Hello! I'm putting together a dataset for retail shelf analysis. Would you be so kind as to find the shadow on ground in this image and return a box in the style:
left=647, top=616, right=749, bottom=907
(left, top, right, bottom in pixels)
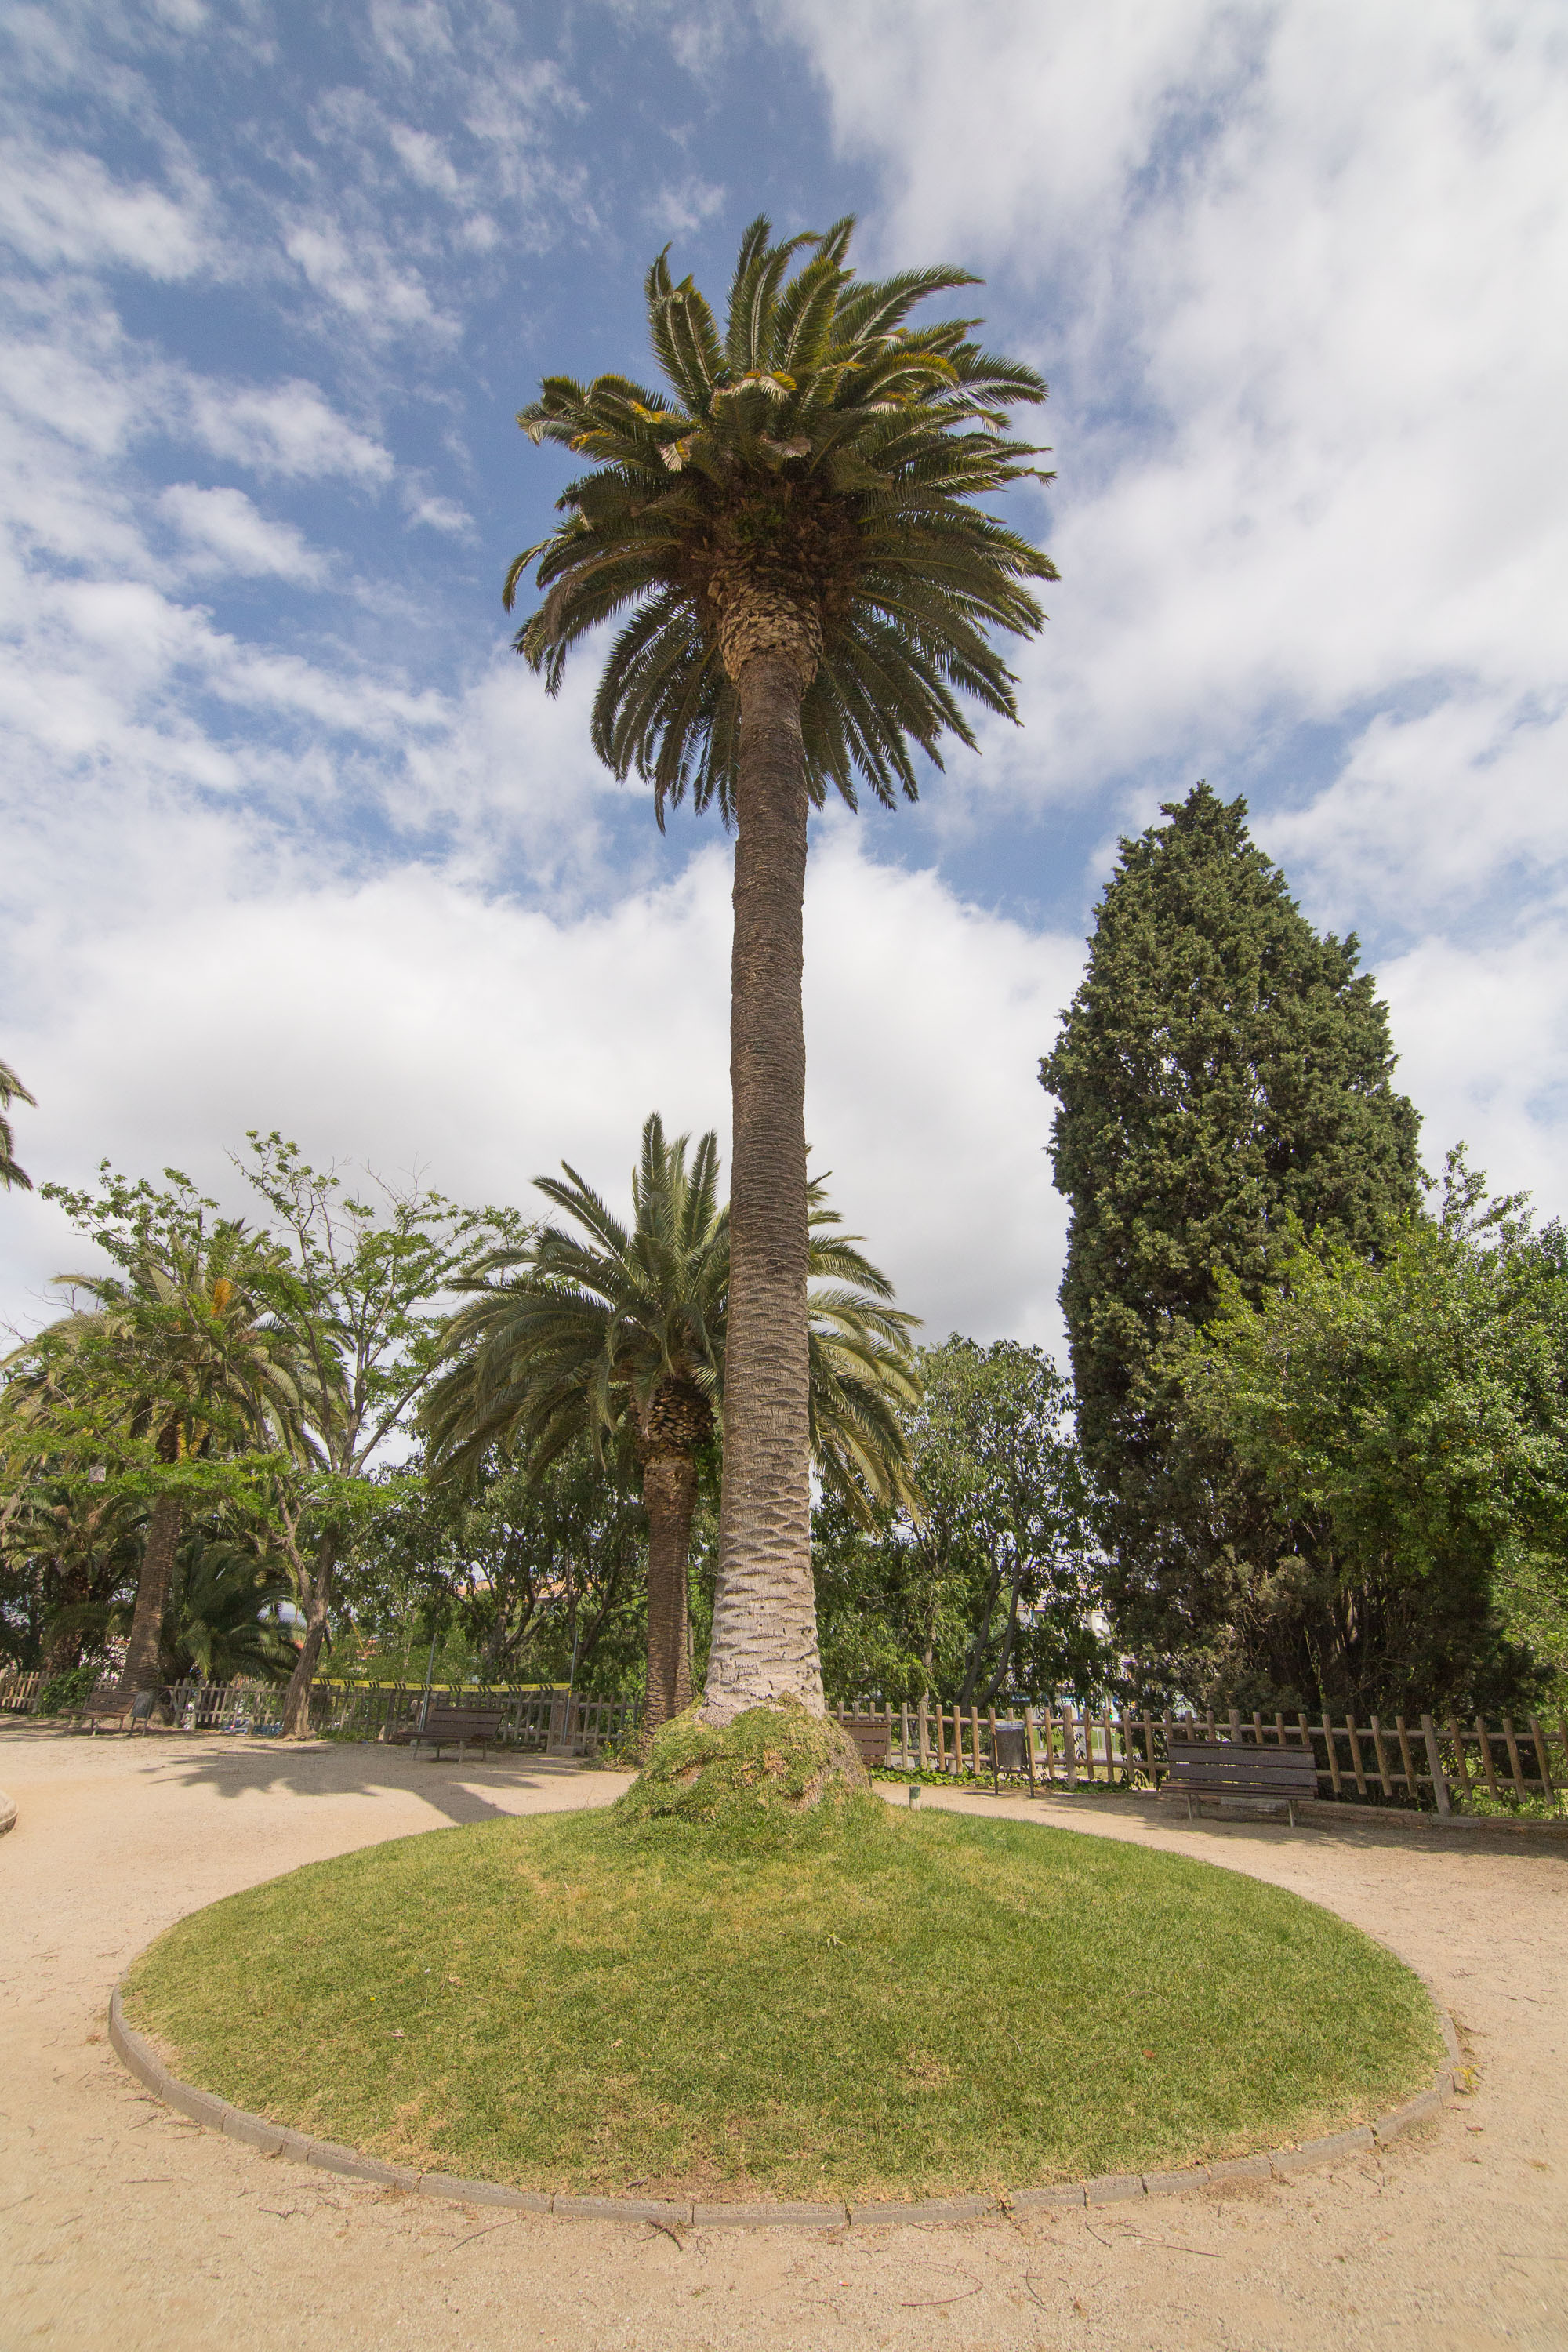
left=0, top=1720, right=626, bottom=1833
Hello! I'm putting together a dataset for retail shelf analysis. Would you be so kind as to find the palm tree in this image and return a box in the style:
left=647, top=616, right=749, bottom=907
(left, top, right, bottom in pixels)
left=507, top=218, right=1051, bottom=1721
left=0, top=1472, right=143, bottom=1678
left=1, top=1058, right=35, bottom=1191
left=423, top=1112, right=920, bottom=1732
left=5, top=1223, right=314, bottom=1697
left=163, top=1529, right=301, bottom=1686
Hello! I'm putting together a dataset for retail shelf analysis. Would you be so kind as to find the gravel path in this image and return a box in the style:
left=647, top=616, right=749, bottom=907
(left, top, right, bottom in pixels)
left=1, top=1724, right=1563, bottom=2351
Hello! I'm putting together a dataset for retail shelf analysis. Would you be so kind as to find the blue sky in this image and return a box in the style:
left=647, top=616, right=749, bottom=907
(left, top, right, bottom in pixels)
left=3, top=0, right=1566, bottom=1348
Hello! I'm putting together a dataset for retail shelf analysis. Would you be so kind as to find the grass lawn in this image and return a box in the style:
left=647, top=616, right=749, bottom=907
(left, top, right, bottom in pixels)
left=124, top=1806, right=1443, bottom=2202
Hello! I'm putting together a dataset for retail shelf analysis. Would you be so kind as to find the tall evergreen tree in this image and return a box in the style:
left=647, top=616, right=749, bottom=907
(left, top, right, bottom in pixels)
left=1040, top=783, right=1423, bottom=1697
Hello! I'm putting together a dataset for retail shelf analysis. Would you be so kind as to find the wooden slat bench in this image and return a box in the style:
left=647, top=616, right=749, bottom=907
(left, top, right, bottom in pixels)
left=387, top=1704, right=506, bottom=1762
left=65, top=1686, right=160, bottom=1734
left=839, top=1715, right=891, bottom=1769
left=1162, top=1740, right=1319, bottom=1827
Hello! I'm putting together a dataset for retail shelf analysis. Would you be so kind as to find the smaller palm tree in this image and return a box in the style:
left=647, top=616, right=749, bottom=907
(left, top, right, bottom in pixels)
left=0, top=1058, right=36, bottom=1191
left=164, top=1529, right=301, bottom=1685
left=423, top=1114, right=920, bottom=1731
left=5, top=1223, right=315, bottom=1697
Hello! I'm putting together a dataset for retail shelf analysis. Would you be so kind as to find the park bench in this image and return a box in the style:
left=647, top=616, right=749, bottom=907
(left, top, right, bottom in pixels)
left=65, top=1686, right=160, bottom=1734
left=1162, top=1740, right=1319, bottom=1827
left=388, top=1703, right=506, bottom=1762
left=839, top=1715, right=891, bottom=1769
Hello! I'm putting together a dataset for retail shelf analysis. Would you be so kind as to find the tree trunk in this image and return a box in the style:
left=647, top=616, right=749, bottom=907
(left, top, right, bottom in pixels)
left=702, top=650, right=823, bottom=1724
left=118, top=1491, right=182, bottom=1698
left=42, top=1606, right=85, bottom=1677
left=282, top=1530, right=340, bottom=1738
left=643, top=1452, right=696, bottom=1733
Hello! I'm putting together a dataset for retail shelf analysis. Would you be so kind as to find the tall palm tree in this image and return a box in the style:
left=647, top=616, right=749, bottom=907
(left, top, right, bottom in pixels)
left=5, top=1223, right=314, bottom=1697
left=1, top=1058, right=35, bottom=1191
left=508, top=217, right=1052, bottom=1721
left=422, top=1113, right=920, bottom=1731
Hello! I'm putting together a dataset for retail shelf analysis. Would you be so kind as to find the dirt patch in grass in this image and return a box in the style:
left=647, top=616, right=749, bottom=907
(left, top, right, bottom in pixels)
left=123, top=1805, right=1443, bottom=2202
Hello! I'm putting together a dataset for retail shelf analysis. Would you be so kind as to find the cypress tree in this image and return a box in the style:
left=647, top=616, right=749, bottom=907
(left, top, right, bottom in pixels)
left=1040, top=783, right=1423, bottom=1696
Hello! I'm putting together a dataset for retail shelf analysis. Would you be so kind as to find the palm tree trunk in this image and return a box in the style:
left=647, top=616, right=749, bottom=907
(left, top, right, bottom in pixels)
left=703, top=650, right=823, bottom=1724
left=118, top=1491, right=182, bottom=1697
left=643, top=1453, right=695, bottom=1731
left=282, top=1529, right=340, bottom=1738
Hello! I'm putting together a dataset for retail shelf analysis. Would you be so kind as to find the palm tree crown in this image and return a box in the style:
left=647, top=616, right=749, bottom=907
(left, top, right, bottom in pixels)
left=425, top=1114, right=920, bottom=1514
left=508, top=214, right=1056, bottom=824
left=423, top=1115, right=920, bottom=1726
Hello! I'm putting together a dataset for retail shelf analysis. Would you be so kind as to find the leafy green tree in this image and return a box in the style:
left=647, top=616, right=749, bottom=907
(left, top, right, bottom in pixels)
left=813, top=1338, right=1109, bottom=1706
left=1040, top=784, right=1423, bottom=1693
left=0, top=1058, right=35, bottom=1191
left=1174, top=1162, right=1568, bottom=1713
left=423, top=1113, right=919, bottom=1730
left=509, top=216, right=1053, bottom=1724
left=234, top=1134, right=524, bottom=1736
left=16, top=1170, right=313, bottom=1697
left=347, top=1443, right=651, bottom=1693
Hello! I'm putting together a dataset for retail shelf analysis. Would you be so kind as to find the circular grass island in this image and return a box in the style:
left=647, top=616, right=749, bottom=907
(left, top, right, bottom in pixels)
left=123, top=1787, right=1443, bottom=2205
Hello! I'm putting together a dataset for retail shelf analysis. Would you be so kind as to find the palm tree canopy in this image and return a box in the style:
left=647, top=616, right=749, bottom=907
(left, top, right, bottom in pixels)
left=422, top=1112, right=921, bottom=1519
left=4, top=1220, right=317, bottom=1467
left=165, top=1529, right=301, bottom=1684
left=506, top=215, right=1056, bottom=825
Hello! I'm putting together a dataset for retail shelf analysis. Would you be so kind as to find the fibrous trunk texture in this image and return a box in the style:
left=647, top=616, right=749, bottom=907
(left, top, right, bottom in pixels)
left=642, top=1453, right=697, bottom=1732
left=118, top=1490, right=182, bottom=1697
left=702, top=648, right=824, bottom=1725
left=638, top=1375, right=709, bottom=1732
left=282, top=1530, right=340, bottom=1738
left=712, top=575, right=822, bottom=691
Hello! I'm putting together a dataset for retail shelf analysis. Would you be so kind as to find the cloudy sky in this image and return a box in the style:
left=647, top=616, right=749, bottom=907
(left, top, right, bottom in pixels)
left=2, top=0, right=1564, bottom=1351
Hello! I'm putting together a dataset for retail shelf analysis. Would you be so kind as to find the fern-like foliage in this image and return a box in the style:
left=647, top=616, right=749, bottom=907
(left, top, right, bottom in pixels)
left=507, top=216, right=1057, bottom=825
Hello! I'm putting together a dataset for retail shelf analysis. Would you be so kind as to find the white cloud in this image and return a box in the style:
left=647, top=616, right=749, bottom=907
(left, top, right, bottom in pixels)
left=786, top=2, right=1568, bottom=848
left=159, top=483, right=326, bottom=582
left=368, top=0, right=456, bottom=73
left=387, top=651, right=622, bottom=888
left=387, top=123, right=463, bottom=198
left=184, top=376, right=394, bottom=482
left=1261, top=692, right=1568, bottom=924
left=648, top=176, right=725, bottom=237
left=282, top=220, right=453, bottom=339
left=0, top=140, right=212, bottom=278
left=403, top=489, right=474, bottom=536
left=1380, top=926, right=1568, bottom=1214
left=0, top=822, right=1073, bottom=1350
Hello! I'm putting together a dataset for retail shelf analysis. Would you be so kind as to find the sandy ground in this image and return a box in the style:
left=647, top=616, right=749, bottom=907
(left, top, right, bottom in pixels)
left=1, top=1727, right=1564, bottom=2352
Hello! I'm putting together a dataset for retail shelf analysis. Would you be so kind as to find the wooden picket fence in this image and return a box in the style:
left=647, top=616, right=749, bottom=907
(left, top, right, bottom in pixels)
left=2, top=1671, right=639, bottom=1757
left=5, top=1659, right=1560, bottom=1806
left=830, top=1697, right=1568, bottom=1816
left=332, top=1681, right=639, bottom=1757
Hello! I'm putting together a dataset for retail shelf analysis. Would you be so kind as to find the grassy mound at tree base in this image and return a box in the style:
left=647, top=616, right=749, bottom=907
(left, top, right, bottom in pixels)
left=124, top=1808, right=1443, bottom=2203
left=614, top=1700, right=869, bottom=1842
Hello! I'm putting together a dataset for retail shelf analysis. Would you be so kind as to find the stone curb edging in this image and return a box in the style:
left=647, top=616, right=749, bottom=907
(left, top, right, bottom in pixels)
left=0, top=1789, right=16, bottom=1836
left=107, top=1985, right=1470, bottom=2230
